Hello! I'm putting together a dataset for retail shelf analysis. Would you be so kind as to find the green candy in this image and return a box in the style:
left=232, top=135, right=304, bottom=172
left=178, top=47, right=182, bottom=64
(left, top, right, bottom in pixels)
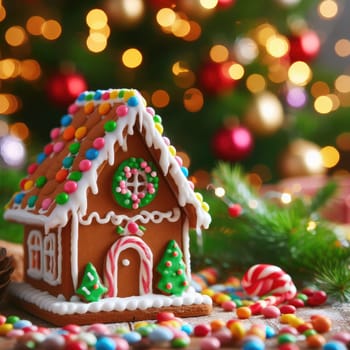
left=27, top=195, right=38, bottom=207
left=6, top=315, right=20, bottom=324
left=56, top=192, right=69, bottom=205
left=68, top=171, right=83, bottom=182
left=171, top=337, right=190, bottom=348
left=153, top=115, right=162, bottom=123
left=278, top=334, right=297, bottom=344
left=69, top=142, right=80, bottom=154
left=35, top=176, right=47, bottom=188
left=104, top=120, right=117, bottom=132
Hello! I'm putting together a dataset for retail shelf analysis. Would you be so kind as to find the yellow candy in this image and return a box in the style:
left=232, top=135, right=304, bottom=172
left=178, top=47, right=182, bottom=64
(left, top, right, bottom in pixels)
left=134, top=321, right=149, bottom=329
left=110, top=90, right=118, bottom=99
left=201, top=288, right=215, bottom=297
left=280, top=313, right=298, bottom=324
left=154, top=123, right=163, bottom=135
left=247, top=324, right=266, bottom=340
left=195, top=192, right=203, bottom=202
left=242, top=300, right=254, bottom=306
left=229, top=321, right=246, bottom=340
left=201, top=202, right=210, bottom=212
left=0, top=323, right=13, bottom=336
left=168, top=145, right=176, bottom=156
left=123, top=90, right=135, bottom=102
left=288, top=316, right=305, bottom=328
left=75, top=126, right=87, bottom=140
left=23, top=180, right=33, bottom=191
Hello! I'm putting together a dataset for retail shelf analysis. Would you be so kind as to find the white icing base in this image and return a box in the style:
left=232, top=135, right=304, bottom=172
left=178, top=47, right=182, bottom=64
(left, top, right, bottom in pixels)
left=9, top=282, right=212, bottom=316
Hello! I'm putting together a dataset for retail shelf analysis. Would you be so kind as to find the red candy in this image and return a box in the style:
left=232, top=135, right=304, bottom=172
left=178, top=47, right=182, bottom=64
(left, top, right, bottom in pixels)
left=307, top=290, right=327, bottom=306
left=261, top=305, right=281, bottom=318
left=194, top=324, right=211, bottom=337
left=288, top=298, right=305, bottom=308
left=279, top=305, right=296, bottom=314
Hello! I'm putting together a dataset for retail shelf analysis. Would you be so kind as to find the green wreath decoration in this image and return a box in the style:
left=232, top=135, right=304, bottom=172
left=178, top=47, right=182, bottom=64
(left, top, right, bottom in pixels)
left=112, top=157, right=159, bottom=209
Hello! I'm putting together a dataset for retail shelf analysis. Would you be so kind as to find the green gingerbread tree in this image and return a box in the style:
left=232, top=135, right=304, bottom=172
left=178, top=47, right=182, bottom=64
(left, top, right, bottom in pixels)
left=76, top=262, right=108, bottom=302
left=157, top=240, right=189, bottom=296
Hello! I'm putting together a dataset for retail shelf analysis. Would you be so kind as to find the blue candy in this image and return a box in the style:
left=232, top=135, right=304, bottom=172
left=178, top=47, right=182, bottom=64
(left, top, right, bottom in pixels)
left=122, top=331, right=142, bottom=344
left=127, top=96, right=139, bottom=107
left=323, top=341, right=347, bottom=350
left=36, top=152, right=46, bottom=164
left=95, top=336, right=116, bottom=350
left=60, top=114, right=72, bottom=126
left=148, top=326, right=174, bottom=343
left=13, top=319, right=32, bottom=329
left=181, top=323, right=193, bottom=335
left=85, top=148, right=99, bottom=160
left=243, top=337, right=265, bottom=350
left=265, top=325, right=275, bottom=339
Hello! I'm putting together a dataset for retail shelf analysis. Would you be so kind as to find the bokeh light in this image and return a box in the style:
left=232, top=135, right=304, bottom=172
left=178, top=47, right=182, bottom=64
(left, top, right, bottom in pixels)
left=156, top=8, right=176, bottom=28
left=286, top=87, right=307, bottom=108
left=314, top=95, right=333, bottom=114
left=41, top=20, right=62, bottom=40
left=320, top=146, right=340, bottom=168
left=335, top=39, right=350, bottom=57
left=5, top=26, right=27, bottom=46
left=86, top=32, right=107, bottom=53
left=210, top=45, right=229, bottom=63
left=228, top=63, right=244, bottom=80
left=266, top=34, right=289, bottom=58
left=0, top=94, right=20, bottom=114
left=183, top=88, right=204, bottom=112
left=151, top=90, right=170, bottom=108
left=122, top=48, right=143, bottom=68
left=26, top=16, right=45, bottom=35
left=86, top=9, right=108, bottom=30
left=335, top=75, right=350, bottom=93
left=288, top=61, right=312, bottom=86
left=20, top=60, right=41, bottom=81
left=336, top=133, right=350, bottom=151
left=0, top=135, right=26, bottom=167
left=318, top=0, right=338, bottom=19
left=246, top=74, right=266, bottom=93
left=234, top=37, right=259, bottom=64
left=311, top=81, right=330, bottom=97
left=10, top=122, right=30, bottom=141
left=200, top=0, right=218, bottom=10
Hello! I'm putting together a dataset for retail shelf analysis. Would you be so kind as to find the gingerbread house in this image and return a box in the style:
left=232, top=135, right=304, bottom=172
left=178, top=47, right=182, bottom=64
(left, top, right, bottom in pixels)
left=4, top=88, right=212, bottom=325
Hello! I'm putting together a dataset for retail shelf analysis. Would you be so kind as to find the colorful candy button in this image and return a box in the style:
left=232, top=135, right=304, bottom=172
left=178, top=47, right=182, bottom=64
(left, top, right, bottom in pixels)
left=56, top=169, right=69, bottom=182
left=41, top=198, right=53, bottom=211
left=104, top=120, right=117, bottom=132
left=84, top=101, right=95, bottom=114
left=68, top=171, right=83, bottom=182
left=62, top=156, right=74, bottom=169
left=27, top=163, right=38, bottom=175
left=27, top=195, right=38, bottom=208
left=99, top=102, right=111, bottom=115
left=116, top=105, right=128, bottom=117
left=50, top=127, right=61, bottom=140
left=53, top=141, right=65, bottom=153
left=93, top=137, right=105, bottom=150
left=69, top=142, right=80, bottom=154
left=79, top=159, right=92, bottom=172
left=75, top=126, right=87, bottom=140
left=14, top=192, right=25, bottom=204
left=85, top=148, right=99, bottom=160
left=37, top=152, right=46, bottom=164
left=60, top=114, right=72, bottom=126
left=63, top=125, right=76, bottom=141
left=127, top=95, right=138, bottom=107
left=64, top=180, right=78, bottom=194
left=56, top=192, right=69, bottom=205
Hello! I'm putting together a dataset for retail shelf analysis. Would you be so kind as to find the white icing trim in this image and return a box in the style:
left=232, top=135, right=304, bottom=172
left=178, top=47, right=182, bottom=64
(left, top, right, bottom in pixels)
left=71, top=211, right=79, bottom=291
left=5, top=89, right=211, bottom=232
left=79, top=208, right=181, bottom=226
left=9, top=282, right=212, bottom=315
left=182, top=218, right=191, bottom=280
left=27, top=230, right=43, bottom=279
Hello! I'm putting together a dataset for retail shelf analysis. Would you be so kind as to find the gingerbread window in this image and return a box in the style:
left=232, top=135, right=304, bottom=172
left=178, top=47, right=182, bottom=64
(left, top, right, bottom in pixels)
left=27, top=230, right=42, bottom=279
left=43, top=233, right=57, bottom=283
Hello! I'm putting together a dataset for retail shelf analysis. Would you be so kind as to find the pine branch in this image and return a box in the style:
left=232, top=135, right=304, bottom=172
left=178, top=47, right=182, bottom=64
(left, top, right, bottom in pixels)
left=197, top=162, right=350, bottom=300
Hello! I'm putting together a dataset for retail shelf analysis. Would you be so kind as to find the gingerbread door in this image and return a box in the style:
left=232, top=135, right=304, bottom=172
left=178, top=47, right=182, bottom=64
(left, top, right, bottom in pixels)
left=104, top=236, right=153, bottom=297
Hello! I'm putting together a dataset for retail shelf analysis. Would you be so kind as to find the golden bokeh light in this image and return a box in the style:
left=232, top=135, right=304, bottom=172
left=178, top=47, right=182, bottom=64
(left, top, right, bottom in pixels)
left=5, top=26, right=27, bottom=46
left=320, top=146, right=340, bottom=168
left=288, top=61, right=312, bottom=86
left=86, top=33, right=107, bottom=53
left=311, top=81, right=330, bottom=97
left=183, top=88, right=204, bottom=112
left=172, top=61, right=189, bottom=75
left=228, top=63, right=244, bottom=80
left=335, top=39, right=350, bottom=57
left=176, top=151, right=191, bottom=168
left=0, top=59, right=21, bottom=79
left=314, top=95, right=333, bottom=114
left=255, top=23, right=277, bottom=46
left=174, top=71, right=196, bottom=88
left=156, top=8, right=176, bottom=28
left=336, top=132, right=350, bottom=151
left=183, top=21, right=201, bottom=41
left=266, top=34, right=289, bottom=58
left=200, top=0, right=218, bottom=9
left=10, top=122, right=29, bottom=141
left=26, top=16, right=45, bottom=35
left=122, top=48, right=143, bottom=68
left=0, top=94, right=20, bottom=114
left=268, top=63, right=288, bottom=83
left=41, top=20, right=62, bottom=40
left=318, top=0, right=338, bottom=19
left=86, top=9, right=108, bottom=30
left=335, top=75, right=350, bottom=93
left=20, top=59, right=41, bottom=81
left=90, top=24, right=111, bottom=38
left=246, top=74, right=266, bottom=93
left=172, top=18, right=191, bottom=37
left=151, top=90, right=170, bottom=108
left=0, top=5, right=6, bottom=22
left=210, top=45, right=229, bottom=63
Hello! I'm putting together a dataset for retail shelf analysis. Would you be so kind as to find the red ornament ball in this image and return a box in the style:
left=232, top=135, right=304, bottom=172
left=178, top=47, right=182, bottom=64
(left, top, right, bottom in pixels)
left=212, top=126, right=253, bottom=162
left=199, top=61, right=238, bottom=95
left=288, top=30, right=321, bottom=62
left=46, top=72, right=88, bottom=107
left=228, top=203, right=243, bottom=217
left=217, top=0, right=236, bottom=8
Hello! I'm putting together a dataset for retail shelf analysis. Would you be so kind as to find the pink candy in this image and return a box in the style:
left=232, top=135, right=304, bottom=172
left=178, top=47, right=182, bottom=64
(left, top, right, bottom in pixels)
left=79, top=159, right=92, bottom=172
left=116, top=105, right=128, bottom=117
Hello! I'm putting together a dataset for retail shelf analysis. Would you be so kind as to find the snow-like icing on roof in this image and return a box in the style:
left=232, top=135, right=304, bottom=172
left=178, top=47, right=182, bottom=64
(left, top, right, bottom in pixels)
left=4, top=88, right=211, bottom=231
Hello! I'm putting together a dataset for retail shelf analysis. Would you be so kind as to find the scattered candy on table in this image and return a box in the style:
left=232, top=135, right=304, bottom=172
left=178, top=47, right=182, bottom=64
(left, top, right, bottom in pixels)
left=0, top=264, right=346, bottom=349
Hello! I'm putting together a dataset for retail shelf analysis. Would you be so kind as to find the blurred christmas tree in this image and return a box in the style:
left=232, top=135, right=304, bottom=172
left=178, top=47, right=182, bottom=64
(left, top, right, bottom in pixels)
left=1, top=0, right=350, bottom=242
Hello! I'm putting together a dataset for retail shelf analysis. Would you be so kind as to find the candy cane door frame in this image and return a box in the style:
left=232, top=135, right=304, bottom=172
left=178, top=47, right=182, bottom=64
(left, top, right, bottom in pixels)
left=104, top=236, right=153, bottom=297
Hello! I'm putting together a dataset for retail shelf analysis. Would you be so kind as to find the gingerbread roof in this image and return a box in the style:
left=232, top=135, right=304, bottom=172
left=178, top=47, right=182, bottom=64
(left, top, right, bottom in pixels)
left=4, top=88, right=211, bottom=232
